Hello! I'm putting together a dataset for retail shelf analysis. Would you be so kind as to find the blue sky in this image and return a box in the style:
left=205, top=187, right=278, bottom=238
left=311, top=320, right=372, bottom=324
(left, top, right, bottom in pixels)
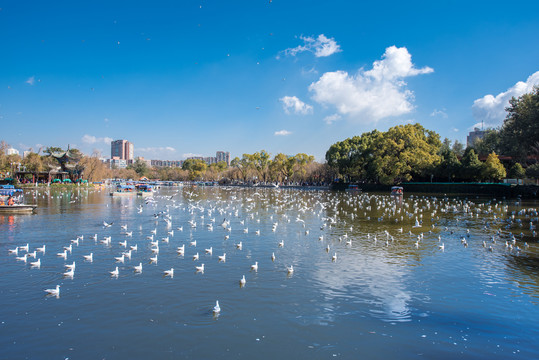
left=1, top=0, right=538, bottom=161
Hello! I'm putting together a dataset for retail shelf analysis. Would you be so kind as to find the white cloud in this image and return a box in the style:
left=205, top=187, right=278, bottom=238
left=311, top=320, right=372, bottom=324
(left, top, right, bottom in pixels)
left=430, top=108, right=448, bottom=118
left=280, top=96, right=313, bottom=115
left=324, top=114, right=341, bottom=124
left=26, top=76, right=35, bottom=85
left=137, top=147, right=176, bottom=153
left=82, top=134, right=113, bottom=144
left=472, top=71, right=539, bottom=127
left=309, top=46, right=433, bottom=123
left=274, top=130, right=292, bottom=136
left=280, top=34, right=341, bottom=58
left=182, top=152, right=202, bottom=158
left=469, top=122, right=497, bottom=131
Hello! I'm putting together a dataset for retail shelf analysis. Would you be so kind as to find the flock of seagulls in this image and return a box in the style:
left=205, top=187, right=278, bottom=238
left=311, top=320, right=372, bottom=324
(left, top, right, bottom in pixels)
left=5, top=186, right=538, bottom=314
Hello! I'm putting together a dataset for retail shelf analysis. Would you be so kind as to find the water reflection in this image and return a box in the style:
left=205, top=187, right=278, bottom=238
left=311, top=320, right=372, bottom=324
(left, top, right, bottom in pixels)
left=1, top=186, right=539, bottom=359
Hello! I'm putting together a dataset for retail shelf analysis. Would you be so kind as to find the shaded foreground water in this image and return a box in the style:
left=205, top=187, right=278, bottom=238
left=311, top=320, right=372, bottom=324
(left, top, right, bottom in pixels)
left=1, top=186, right=539, bottom=359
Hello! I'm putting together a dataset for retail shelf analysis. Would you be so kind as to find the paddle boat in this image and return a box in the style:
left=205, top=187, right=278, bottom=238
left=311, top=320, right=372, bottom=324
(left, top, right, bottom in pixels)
left=136, top=184, right=154, bottom=197
left=0, top=185, right=37, bottom=213
left=110, top=184, right=136, bottom=196
left=391, top=186, right=404, bottom=196
left=346, top=184, right=361, bottom=192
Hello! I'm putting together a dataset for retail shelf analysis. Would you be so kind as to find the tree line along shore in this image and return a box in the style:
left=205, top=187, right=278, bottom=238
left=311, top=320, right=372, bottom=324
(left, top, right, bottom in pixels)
left=1, top=87, right=538, bottom=188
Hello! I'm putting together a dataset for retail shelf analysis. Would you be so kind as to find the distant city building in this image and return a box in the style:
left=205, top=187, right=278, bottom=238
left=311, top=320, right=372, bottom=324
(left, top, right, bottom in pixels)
left=111, top=140, right=134, bottom=161
left=110, top=157, right=127, bottom=169
left=23, top=150, right=32, bottom=158
left=151, top=159, right=184, bottom=168
left=204, top=156, right=217, bottom=165
left=216, top=151, right=230, bottom=165
left=6, top=147, right=20, bottom=156
left=186, top=151, right=230, bottom=166
left=136, top=157, right=152, bottom=167
left=147, top=150, right=230, bottom=168
left=467, top=128, right=486, bottom=148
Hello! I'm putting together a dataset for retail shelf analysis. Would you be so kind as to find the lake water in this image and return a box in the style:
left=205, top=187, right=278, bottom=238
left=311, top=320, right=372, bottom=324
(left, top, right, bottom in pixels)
left=1, top=186, right=539, bottom=359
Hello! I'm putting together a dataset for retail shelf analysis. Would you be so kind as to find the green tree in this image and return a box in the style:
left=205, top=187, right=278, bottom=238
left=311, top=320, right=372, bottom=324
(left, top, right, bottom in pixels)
left=481, top=152, right=506, bottom=182
left=252, top=150, right=271, bottom=182
left=325, top=130, right=381, bottom=182
left=460, top=148, right=483, bottom=181
left=371, top=124, right=441, bottom=184
left=452, top=140, right=465, bottom=157
left=292, top=153, right=315, bottom=181
left=525, top=163, right=539, bottom=181
left=435, top=147, right=461, bottom=182
left=270, top=153, right=296, bottom=182
left=0, top=140, right=11, bottom=173
left=132, top=158, right=149, bottom=177
left=508, top=163, right=525, bottom=179
left=22, top=152, right=43, bottom=174
left=43, top=146, right=64, bottom=155
left=473, top=129, right=501, bottom=156
left=182, top=159, right=207, bottom=180
left=500, top=86, right=539, bottom=162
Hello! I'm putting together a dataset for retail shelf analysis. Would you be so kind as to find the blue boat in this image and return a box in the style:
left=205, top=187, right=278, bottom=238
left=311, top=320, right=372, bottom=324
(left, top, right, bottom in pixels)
left=110, top=184, right=136, bottom=196
left=0, top=185, right=37, bottom=213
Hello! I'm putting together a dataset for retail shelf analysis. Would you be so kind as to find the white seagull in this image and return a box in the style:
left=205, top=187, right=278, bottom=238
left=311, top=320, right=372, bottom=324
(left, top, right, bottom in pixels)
left=30, top=258, right=41, bottom=268
left=44, top=285, right=60, bottom=297
left=164, top=268, right=174, bottom=278
left=110, top=266, right=119, bottom=277
left=213, top=300, right=220, bottom=314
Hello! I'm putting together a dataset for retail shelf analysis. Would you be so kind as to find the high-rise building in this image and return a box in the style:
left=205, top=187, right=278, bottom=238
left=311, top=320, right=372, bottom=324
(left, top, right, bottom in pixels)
left=111, top=140, right=134, bottom=161
left=216, top=151, right=230, bottom=166
left=466, top=128, right=486, bottom=148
